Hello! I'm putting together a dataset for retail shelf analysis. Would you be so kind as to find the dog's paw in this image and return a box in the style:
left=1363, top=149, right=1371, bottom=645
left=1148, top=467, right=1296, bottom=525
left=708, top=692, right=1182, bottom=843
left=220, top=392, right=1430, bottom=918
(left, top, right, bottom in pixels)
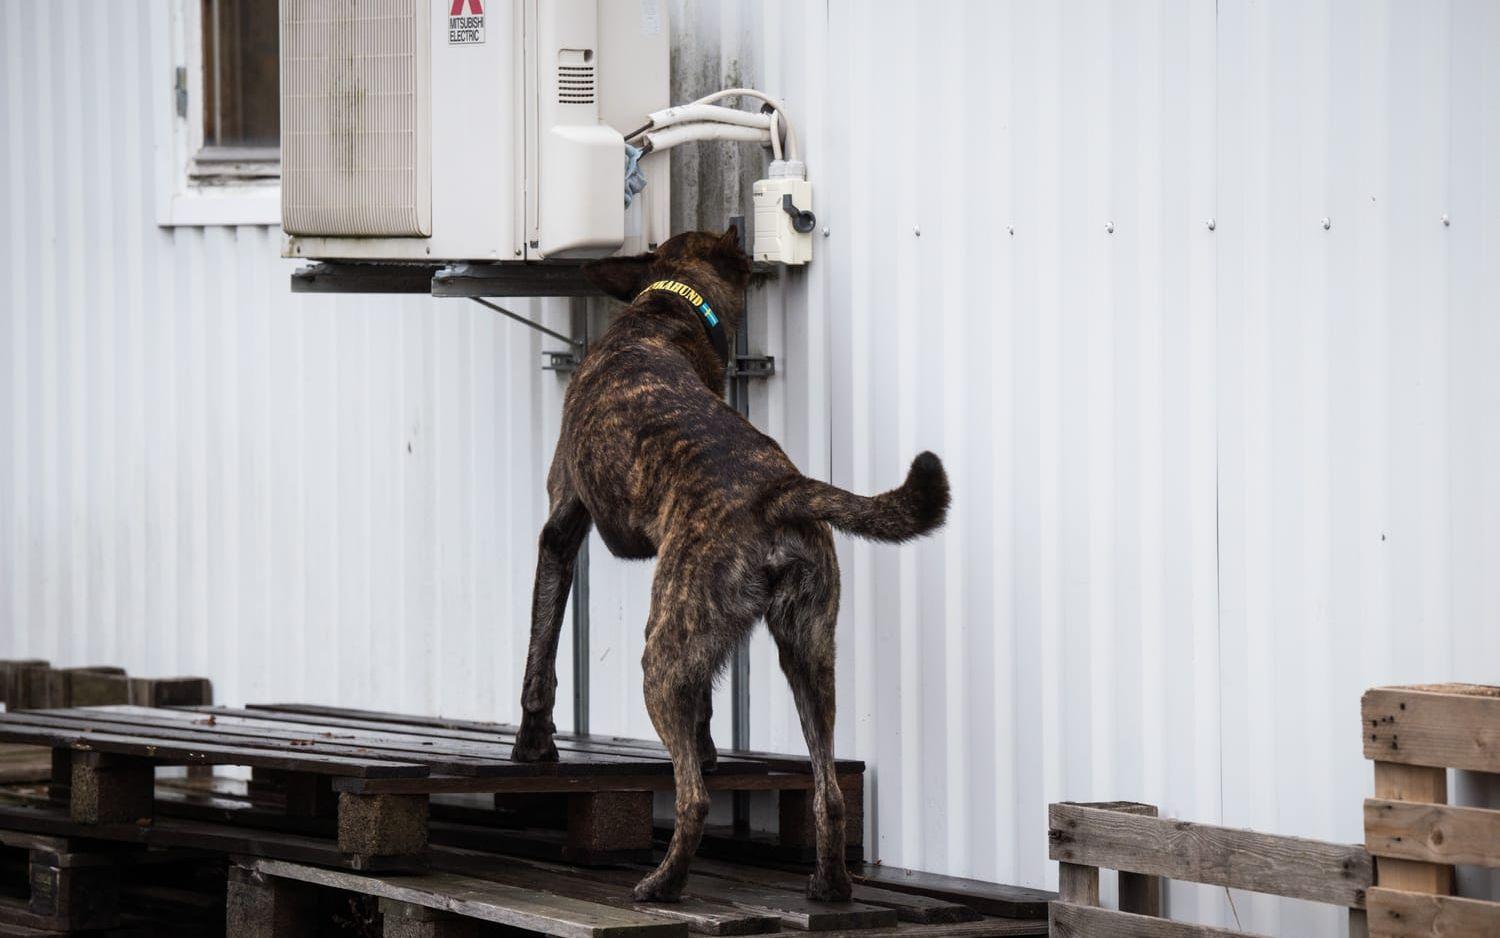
left=632, top=871, right=684, bottom=903
left=510, top=740, right=558, bottom=763
left=510, top=729, right=559, bottom=763
left=511, top=714, right=560, bottom=763
left=806, top=872, right=853, bottom=903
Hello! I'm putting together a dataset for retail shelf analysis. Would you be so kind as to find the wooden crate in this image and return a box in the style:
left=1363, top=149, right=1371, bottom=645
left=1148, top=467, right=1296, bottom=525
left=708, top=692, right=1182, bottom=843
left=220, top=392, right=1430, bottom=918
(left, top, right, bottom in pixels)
left=1361, top=683, right=1500, bottom=938
left=1047, top=801, right=1373, bottom=937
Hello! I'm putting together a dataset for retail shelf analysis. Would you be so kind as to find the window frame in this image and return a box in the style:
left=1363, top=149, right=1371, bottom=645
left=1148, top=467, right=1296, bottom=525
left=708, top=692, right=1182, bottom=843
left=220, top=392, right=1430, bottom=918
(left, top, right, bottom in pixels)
left=153, top=0, right=280, bottom=227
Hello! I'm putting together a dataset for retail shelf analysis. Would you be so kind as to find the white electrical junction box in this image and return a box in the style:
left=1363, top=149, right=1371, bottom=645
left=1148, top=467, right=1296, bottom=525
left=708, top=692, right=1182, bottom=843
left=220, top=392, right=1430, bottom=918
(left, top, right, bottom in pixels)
left=752, top=161, right=813, bottom=265
left=279, top=0, right=671, bottom=263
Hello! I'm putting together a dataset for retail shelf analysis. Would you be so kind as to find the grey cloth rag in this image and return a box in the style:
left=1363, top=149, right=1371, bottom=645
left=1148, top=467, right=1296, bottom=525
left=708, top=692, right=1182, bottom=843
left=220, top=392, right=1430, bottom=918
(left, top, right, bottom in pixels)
left=624, top=144, right=648, bottom=208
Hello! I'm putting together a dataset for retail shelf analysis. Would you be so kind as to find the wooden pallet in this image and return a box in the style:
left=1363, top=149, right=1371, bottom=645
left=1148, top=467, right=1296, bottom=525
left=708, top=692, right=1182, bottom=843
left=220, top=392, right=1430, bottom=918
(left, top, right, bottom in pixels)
left=0, top=703, right=865, bottom=869
left=0, top=826, right=215, bottom=935
left=229, top=848, right=1049, bottom=938
left=1047, top=801, right=1374, bottom=937
left=1361, top=683, right=1500, bottom=938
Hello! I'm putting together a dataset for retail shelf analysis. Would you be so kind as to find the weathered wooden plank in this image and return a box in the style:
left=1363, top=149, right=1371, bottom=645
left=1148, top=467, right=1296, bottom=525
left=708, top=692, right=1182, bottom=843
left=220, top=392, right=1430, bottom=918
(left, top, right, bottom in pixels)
left=1367, top=887, right=1500, bottom=938
left=432, top=852, right=781, bottom=936
left=129, top=677, right=212, bottom=708
left=251, top=857, right=688, bottom=937
left=0, top=719, right=429, bottom=777
left=332, top=770, right=852, bottom=796
left=1362, top=684, right=1500, bottom=773
left=140, top=706, right=686, bottom=772
left=1050, top=902, right=1255, bottom=937
left=1048, top=802, right=1371, bottom=908
left=756, top=923, right=1045, bottom=938
left=1364, top=798, right=1500, bottom=869
left=1370, top=762, right=1453, bottom=895
left=380, top=897, right=488, bottom=938
left=7, top=710, right=504, bottom=777
left=0, top=744, right=52, bottom=783
left=0, top=797, right=418, bottom=872
left=237, top=707, right=683, bottom=765
left=34, top=707, right=531, bottom=776
left=554, top=861, right=895, bottom=932
left=686, top=856, right=980, bottom=925
left=247, top=703, right=863, bottom=774
left=847, top=864, right=1055, bottom=919
left=673, top=875, right=897, bottom=932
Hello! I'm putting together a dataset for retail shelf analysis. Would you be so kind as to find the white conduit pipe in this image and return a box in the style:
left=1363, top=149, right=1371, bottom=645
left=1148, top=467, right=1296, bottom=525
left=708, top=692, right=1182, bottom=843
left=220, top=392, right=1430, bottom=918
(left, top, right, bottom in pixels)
left=684, top=87, right=799, bottom=161
left=644, top=103, right=773, bottom=132
left=639, top=121, right=771, bottom=153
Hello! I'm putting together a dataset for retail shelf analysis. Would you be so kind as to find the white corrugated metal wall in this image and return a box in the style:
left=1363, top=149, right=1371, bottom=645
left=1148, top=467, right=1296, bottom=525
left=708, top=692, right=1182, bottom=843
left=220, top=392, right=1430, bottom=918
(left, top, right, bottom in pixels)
left=3, top=2, right=1499, bottom=933
left=0, top=0, right=580, bottom=730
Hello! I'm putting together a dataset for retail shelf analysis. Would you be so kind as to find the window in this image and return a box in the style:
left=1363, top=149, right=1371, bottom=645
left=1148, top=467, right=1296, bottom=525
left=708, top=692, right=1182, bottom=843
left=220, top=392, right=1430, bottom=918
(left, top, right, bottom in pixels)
left=199, top=0, right=280, bottom=165
left=155, top=0, right=281, bottom=226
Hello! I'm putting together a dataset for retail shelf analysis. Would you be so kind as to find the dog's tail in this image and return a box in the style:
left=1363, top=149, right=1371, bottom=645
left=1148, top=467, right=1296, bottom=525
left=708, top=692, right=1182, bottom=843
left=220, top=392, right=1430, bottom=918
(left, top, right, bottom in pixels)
left=765, top=452, right=950, bottom=543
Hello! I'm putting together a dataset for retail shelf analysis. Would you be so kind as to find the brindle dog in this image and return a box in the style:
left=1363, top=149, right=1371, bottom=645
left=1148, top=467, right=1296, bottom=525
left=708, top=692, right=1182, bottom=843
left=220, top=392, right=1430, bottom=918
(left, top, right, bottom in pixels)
left=511, top=226, right=949, bottom=903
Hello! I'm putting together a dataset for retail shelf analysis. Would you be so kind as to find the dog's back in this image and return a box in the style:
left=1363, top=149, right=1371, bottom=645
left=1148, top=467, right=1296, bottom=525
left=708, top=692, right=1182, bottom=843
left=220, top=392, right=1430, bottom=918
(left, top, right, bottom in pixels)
left=557, top=313, right=801, bottom=559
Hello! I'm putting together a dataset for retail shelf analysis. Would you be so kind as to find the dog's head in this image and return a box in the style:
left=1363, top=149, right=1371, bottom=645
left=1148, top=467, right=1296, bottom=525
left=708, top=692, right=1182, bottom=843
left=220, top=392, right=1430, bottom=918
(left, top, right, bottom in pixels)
left=583, top=226, right=752, bottom=332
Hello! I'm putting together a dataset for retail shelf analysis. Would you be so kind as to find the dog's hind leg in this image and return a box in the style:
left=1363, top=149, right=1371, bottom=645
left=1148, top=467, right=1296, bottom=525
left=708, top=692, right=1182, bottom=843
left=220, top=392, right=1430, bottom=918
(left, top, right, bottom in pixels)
left=633, top=630, right=713, bottom=901
left=633, top=544, right=733, bottom=902
left=512, top=492, right=591, bottom=763
left=766, top=528, right=853, bottom=901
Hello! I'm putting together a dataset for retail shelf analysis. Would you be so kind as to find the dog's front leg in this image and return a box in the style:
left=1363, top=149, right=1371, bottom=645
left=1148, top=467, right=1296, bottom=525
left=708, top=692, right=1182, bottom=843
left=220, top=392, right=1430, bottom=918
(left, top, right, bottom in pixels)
left=513, top=497, right=591, bottom=763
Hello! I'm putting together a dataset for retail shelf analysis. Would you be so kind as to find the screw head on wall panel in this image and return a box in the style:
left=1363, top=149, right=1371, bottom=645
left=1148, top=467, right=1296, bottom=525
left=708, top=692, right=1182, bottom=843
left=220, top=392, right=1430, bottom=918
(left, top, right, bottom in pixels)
left=1007, top=225, right=1015, bottom=236
left=1441, top=214, right=1451, bottom=227
left=913, top=226, right=921, bottom=236
left=1105, top=221, right=1115, bottom=234
left=1321, top=217, right=1332, bottom=230
left=1206, top=218, right=1216, bottom=231
left=822, top=226, right=830, bottom=237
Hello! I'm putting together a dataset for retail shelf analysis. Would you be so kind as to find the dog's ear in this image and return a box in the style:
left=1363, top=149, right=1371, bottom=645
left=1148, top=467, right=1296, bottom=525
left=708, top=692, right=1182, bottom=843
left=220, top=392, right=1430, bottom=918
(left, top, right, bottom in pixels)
left=582, top=252, right=654, bottom=302
left=711, top=225, right=751, bottom=279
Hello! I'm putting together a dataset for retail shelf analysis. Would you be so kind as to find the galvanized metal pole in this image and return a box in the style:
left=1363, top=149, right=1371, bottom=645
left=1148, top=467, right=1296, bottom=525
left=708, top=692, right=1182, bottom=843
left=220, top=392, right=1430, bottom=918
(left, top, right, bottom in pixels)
left=570, top=297, right=591, bottom=735
left=728, top=217, right=752, bottom=829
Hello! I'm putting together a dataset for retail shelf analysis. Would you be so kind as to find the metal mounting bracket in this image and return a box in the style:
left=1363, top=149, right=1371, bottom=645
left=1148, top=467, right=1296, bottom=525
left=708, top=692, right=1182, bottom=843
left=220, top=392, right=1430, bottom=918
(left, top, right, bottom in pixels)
left=728, top=355, right=776, bottom=379
left=541, top=350, right=579, bottom=373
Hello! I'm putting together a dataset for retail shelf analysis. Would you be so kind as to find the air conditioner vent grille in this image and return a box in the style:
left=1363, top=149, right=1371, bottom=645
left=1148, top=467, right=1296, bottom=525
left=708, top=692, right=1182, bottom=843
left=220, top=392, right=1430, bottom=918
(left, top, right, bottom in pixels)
left=280, top=0, right=431, bottom=237
left=557, top=60, right=595, bottom=105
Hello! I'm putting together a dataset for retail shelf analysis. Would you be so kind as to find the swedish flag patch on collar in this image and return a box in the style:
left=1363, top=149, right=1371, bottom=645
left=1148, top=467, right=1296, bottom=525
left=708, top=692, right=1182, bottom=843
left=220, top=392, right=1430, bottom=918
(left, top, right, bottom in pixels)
left=638, top=279, right=729, bottom=363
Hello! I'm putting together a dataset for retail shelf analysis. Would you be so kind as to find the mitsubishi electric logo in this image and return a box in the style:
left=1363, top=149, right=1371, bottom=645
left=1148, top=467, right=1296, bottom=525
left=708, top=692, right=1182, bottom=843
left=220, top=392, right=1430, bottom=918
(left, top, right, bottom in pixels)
left=448, top=0, right=485, bottom=44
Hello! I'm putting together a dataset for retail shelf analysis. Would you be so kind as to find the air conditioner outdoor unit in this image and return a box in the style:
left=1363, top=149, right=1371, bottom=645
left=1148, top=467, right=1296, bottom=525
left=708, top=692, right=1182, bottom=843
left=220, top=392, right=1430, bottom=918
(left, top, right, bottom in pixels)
left=279, top=0, right=670, bottom=264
